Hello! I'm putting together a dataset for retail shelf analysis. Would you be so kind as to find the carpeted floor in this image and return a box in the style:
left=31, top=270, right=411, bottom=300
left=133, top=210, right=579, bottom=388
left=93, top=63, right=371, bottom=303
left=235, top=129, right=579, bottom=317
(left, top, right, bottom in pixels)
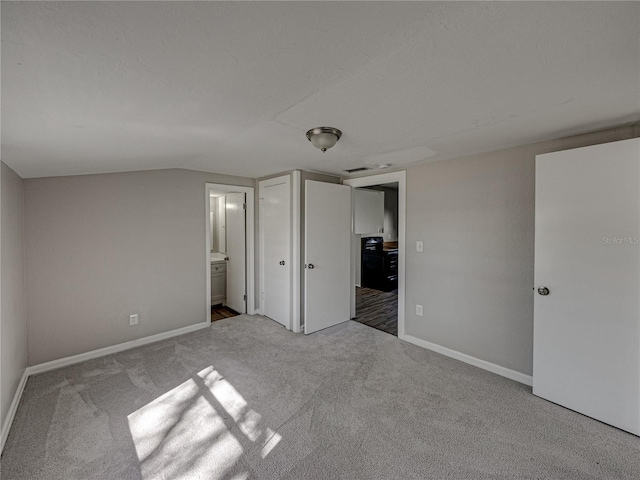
left=2, top=316, right=639, bottom=479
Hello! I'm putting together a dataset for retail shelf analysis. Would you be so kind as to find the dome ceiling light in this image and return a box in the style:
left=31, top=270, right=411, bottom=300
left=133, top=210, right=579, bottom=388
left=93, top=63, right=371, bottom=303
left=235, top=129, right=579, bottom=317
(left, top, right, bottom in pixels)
left=306, top=127, right=342, bottom=152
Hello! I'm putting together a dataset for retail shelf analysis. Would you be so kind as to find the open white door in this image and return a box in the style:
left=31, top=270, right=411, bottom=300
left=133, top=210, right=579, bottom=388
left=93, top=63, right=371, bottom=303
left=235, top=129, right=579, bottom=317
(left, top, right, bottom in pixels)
left=260, top=176, right=291, bottom=328
left=534, top=138, right=640, bottom=435
left=225, top=192, right=246, bottom=313
left=304, top=180, right=351, bottom=334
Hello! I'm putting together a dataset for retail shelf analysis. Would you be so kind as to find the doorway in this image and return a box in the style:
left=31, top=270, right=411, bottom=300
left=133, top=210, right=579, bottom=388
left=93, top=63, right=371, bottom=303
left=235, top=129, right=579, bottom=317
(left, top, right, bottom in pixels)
left=205, top=183, right=255, bottom=322
left=344, top=172, right=406, bottom=339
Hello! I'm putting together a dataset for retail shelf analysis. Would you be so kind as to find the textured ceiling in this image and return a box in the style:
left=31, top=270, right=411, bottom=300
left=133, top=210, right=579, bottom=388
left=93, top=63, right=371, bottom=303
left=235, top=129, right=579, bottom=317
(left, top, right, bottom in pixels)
left=2, top=1, right=639, bottom=179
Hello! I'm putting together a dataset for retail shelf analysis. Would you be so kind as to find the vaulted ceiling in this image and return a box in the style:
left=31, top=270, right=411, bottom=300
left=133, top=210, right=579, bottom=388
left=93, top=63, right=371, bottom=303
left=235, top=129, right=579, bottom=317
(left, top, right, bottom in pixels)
left=2, top=1, right=639, bottom=179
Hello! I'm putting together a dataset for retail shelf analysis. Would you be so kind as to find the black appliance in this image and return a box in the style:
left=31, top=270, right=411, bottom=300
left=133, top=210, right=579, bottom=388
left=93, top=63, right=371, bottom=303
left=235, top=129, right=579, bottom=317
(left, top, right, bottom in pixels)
left=361, top=237, right=398, bottom=291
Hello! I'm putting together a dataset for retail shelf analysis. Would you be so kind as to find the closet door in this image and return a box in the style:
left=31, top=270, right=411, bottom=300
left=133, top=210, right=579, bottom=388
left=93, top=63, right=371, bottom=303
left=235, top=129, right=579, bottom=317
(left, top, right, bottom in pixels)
left=533, top=138, right=640, bottom=435
left=259, top=175, right=291, bottom=329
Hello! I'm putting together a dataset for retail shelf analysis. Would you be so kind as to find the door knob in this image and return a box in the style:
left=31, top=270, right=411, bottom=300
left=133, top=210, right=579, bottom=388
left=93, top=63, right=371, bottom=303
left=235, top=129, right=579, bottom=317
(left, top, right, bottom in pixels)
left=537, top=286, right=550, bottom=296
left=307, top=263, right=315, bottom=269
left=279, top=260, right=285, bottom=265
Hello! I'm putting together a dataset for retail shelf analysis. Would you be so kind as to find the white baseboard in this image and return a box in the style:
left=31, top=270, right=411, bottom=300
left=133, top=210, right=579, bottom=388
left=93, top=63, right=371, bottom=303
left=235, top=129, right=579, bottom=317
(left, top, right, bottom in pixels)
left=401, top=334, right=533, bottom=386
left=27, top=321, right=211, bottom=376
left=0, top=320, right=211, bottom=455
left=0, top=369, right=29, bottom=454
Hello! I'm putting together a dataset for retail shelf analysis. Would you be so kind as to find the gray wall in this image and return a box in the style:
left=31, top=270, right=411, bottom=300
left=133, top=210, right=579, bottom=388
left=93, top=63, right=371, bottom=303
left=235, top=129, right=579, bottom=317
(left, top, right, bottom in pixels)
left=14, top=125, right=640, bottom=373
left=1, top=163, right=27, bottom=430
left=24, top=168, right=253, bottom=365
left=405, top=124, right=640, bottom=376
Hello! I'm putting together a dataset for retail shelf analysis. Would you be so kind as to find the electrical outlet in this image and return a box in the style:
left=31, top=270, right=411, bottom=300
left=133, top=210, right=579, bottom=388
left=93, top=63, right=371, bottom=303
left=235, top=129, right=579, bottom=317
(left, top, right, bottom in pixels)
left=416, top=305, right=423, bottom=316
left=129, top=314, right=139, bottom=326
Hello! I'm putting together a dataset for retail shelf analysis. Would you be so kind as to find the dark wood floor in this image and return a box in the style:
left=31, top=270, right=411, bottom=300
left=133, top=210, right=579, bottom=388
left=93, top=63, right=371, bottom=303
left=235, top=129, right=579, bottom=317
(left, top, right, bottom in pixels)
left=211, top=305, right=240, bottom=322
left=354, top=287, right=398, bottom=336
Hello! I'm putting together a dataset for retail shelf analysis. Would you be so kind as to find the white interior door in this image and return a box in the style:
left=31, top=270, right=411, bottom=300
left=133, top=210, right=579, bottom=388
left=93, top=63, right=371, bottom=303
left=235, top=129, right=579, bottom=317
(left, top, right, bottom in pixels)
left=225, top=192, right=246, bottom=313
left=533, top=138, right=640, bottom=436
left=260, top=176, right=291, bottom=328
left=305, top=180, right=351, bottom=334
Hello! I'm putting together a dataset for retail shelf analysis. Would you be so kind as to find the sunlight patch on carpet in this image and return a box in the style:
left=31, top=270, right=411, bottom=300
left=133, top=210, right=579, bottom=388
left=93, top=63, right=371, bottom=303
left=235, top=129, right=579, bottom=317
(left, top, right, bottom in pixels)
left=128, top=367, right=281, bottom=479
left=260, top=427, right=282, bottom=459
left=199, top=366, right=263, bottom=442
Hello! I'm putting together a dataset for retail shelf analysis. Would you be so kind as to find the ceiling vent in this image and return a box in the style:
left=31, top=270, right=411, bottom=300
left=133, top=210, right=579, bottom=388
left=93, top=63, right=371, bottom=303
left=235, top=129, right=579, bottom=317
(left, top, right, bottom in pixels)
left=343, top=167, right=371, bottom=174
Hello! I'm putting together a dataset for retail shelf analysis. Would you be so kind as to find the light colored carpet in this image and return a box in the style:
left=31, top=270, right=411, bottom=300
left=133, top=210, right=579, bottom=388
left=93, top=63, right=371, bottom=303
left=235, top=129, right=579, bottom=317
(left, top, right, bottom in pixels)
left=2, top=315, right=639, bottom=479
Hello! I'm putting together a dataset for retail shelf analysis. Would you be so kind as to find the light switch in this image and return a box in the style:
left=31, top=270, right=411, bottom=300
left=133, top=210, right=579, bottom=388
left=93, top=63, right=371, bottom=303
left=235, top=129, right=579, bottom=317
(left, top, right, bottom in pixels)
left=416, top=241, right=424, bottom=252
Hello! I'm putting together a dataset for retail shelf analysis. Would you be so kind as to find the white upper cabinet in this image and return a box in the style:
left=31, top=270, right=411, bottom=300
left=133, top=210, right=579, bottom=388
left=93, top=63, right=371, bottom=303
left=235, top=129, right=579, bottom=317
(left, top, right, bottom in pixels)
left=354, top=188, right=384, bottom=235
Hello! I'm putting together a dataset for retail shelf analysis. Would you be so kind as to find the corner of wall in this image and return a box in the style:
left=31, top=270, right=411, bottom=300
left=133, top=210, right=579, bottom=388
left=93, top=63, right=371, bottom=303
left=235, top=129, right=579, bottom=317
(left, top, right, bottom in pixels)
left=0, top=162, right=28, bottom=454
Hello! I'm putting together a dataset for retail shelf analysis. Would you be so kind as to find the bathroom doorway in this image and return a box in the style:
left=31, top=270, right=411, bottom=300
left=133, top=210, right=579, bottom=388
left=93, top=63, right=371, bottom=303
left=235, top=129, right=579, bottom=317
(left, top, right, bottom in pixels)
left=205, top=183, right=255, bottom=321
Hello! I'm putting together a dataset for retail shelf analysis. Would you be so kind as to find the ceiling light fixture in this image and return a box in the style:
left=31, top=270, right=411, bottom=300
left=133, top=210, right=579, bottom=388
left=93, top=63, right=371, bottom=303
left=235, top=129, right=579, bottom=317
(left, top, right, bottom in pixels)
left=306, top=127, right=342, bottom=152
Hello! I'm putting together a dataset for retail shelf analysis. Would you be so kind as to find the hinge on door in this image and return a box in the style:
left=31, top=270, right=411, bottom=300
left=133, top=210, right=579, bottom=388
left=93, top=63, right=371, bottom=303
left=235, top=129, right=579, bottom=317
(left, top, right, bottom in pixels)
left=243, top=203, right=247, bottom=210
left=244, top=294, right=247, bottom=301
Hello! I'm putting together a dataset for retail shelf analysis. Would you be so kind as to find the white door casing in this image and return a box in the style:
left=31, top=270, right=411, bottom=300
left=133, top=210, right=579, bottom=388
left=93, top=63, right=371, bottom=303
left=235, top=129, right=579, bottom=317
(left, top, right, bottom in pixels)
left=260, top=175, right=291, bottom=329
left=533, top=138, right=640, bottom=435
left=304, top=180, right=352, bottom=334
left=225, top=192, right=246, bottom=313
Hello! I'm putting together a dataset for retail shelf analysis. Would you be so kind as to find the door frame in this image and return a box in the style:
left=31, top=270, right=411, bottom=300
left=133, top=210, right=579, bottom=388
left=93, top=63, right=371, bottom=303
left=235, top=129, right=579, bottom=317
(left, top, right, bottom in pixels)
left=343, top=171, right=406, bottom=338
left=205, top=183, right=256, bottom=320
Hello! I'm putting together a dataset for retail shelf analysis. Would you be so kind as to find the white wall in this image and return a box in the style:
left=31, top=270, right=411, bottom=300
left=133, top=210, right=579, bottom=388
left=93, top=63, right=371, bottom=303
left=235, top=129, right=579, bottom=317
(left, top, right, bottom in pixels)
left=404, top=124, right=640, bottom=376
left=1, top=162, right=27, bottom=432
left=23, top=168, right=253, bottom=365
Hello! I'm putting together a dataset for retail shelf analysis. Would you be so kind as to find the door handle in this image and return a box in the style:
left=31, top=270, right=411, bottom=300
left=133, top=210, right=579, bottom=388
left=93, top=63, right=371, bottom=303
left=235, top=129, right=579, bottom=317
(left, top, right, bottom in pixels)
left=537, top=286, right=550, bottom=296
left=279, top=260, right=285, bottom=266
left=307, top=263, right=315, bottom=269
